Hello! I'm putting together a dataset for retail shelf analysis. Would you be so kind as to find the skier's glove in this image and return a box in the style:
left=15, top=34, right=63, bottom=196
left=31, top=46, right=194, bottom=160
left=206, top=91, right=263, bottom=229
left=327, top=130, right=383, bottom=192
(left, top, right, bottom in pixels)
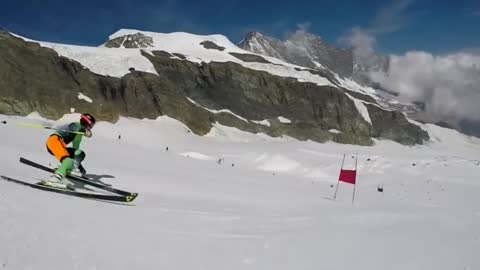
left=84, top=129, right=93, bottom=138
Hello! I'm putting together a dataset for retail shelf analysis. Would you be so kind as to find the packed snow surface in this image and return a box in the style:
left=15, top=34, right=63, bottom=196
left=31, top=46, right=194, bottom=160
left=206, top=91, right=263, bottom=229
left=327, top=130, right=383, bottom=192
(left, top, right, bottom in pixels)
left=1, top=113, right=479, bottom=269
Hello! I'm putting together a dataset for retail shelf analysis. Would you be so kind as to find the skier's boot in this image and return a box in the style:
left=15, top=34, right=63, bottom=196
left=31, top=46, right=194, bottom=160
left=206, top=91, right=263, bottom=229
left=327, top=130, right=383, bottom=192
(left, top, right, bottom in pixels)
left=70, top=162, right=86, bottom=179
left=41, top=173, right=75, bottom=190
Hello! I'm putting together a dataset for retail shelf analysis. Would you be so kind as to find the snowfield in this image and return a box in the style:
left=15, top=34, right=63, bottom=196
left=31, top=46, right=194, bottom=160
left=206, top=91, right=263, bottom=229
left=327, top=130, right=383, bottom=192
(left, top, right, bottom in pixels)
left=1, top=113, right=479, bottom=270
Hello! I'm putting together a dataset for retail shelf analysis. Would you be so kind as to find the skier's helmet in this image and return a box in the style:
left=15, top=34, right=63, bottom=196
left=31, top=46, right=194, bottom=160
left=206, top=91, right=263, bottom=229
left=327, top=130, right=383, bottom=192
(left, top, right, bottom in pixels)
left=80, top=113, right=96, bottom=129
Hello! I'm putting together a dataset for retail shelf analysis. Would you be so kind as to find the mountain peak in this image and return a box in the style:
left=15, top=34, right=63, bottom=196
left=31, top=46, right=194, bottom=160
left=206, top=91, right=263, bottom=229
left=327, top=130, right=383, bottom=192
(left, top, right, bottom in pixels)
left=245, top=31, right=264, bottom=39
left=239, top=30, right=353, bottom=77
left=239, top=30, right=389, bottom=80
left=104, top=31, right=154, bottom=48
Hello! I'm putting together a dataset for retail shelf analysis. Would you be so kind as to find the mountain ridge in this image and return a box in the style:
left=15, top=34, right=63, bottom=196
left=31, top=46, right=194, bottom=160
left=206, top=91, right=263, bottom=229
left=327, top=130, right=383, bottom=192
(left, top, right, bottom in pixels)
left=0, top=28, right=429, bottom=145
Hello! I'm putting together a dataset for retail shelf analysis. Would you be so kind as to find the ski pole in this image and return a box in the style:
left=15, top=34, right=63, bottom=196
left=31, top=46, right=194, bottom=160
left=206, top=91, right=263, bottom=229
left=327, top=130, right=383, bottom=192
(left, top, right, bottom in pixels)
left=16, top=123, right=86, bottom=135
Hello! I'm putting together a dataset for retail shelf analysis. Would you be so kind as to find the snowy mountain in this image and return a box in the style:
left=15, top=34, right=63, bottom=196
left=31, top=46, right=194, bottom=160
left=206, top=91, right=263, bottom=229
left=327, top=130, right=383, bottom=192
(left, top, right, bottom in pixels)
left=238, top=31, right=354, bottom=77
left=238, top=30, right=389, bottom=81
left=104, top=32, right=154, bottom=48
left=0, top=28, right=428, bottom=145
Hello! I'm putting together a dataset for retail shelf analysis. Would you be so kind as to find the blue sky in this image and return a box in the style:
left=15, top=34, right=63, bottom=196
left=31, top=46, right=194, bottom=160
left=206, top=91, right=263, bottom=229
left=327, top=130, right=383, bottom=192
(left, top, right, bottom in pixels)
left=1, top=0, right=479, bottom=54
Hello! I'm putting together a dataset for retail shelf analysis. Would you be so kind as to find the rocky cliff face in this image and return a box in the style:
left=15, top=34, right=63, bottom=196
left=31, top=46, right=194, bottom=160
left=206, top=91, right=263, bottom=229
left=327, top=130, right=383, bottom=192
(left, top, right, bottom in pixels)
left=0, top=30, right=429, bottom=145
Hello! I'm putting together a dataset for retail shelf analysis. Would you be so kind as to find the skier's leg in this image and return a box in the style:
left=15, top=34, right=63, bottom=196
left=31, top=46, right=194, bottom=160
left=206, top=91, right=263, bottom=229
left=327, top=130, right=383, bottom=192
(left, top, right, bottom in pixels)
left=56, top=157, right=74, bottom=177
left=44, top=136, right=75, bottom=188
left=46, top=135, right=69, bottom=161
left=66, top=148, right=86, bottom=163
left=46, top=135, right=74, bottom=176
left=66, top=148, right=86, bottom=176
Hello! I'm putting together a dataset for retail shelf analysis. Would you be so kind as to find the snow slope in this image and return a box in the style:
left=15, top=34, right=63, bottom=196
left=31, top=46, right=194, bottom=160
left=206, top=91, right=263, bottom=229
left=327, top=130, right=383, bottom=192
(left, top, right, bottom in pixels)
left=1, top=113, right=479, bottom=270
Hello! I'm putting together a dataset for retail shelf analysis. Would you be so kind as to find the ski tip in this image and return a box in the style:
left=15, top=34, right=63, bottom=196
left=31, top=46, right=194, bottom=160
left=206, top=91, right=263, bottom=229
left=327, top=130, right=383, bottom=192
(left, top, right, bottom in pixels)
left=126, top=193, right=138, bottom=202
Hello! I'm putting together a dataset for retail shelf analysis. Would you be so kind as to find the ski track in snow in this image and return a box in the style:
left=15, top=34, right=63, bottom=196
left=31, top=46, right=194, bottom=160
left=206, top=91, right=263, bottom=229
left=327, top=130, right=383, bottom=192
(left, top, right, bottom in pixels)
left=1, top=114, right=480, bottom=270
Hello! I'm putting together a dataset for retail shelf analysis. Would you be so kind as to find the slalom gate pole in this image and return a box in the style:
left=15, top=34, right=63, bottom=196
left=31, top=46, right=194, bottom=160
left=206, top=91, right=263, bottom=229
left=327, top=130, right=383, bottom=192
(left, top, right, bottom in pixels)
left=333, top=153, right=346, bottom=200
left=352, top=154, right=358, bottom=205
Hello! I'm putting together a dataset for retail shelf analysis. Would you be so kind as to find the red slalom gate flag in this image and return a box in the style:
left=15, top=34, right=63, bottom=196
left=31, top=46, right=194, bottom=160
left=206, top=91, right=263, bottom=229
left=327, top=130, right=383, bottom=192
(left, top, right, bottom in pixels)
left=339, top=169, right=356, bottom=184
left=333, top=154, right=358, bottom=204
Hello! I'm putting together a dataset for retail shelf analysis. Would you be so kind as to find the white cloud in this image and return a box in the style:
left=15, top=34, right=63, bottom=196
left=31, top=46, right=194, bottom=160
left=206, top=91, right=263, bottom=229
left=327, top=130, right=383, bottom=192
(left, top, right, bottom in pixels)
left=339, top=0, right=480, bottom=129
left=339, top=28, right=377, bottom=66
left=369, top=51, right=480, bottom=123
left=339, top=0, right=414, bottom=68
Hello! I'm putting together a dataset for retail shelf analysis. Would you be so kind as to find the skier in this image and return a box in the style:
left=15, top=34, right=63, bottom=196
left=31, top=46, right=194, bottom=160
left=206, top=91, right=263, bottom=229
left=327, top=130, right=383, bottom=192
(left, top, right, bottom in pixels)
left=42, top=113, right=95, bottom=188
